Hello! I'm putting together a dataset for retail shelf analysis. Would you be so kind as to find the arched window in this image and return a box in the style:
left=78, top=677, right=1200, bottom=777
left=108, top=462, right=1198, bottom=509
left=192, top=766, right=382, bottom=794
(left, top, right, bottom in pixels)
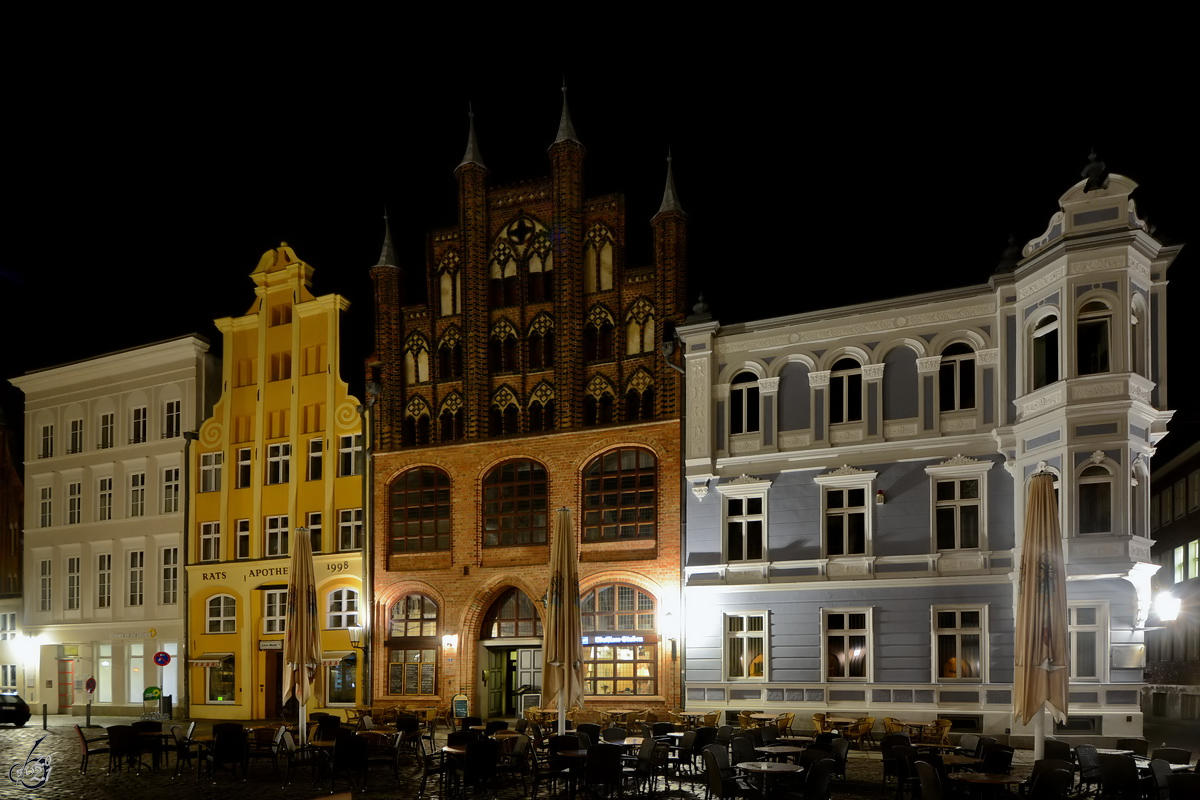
left=489, top=321, right=519, bottom=373
left=939, top=343, right=976, bottom=411
left=583, top=448, right=657, bottom=542
left=438, top=251, right=461, bottom=316
left=1077, top=300, right=1111, bottom=375
left=482, top=588, right=542, bottom=638
left=730, top=371, right=760, bottom=434
left=584, top=305, right=616, bottom=362
left=401, top=397, right=431, bottom=447
left=583, top=376, right=615, bottom=427
left=388, top=595, right=439, bottom=696
left=527, top=236, right=554, bottom=303
left=529, top=382, right=556, bottom=434
left=489, top=388, right=520, bottom=436
left=583, top=224, right=614, bottom=293
left=1032, top=314, right=1060, bottom=389
left=438, top=329, right=463, bottom=380
left=1131, top=298, right=1149, bottom=378
left=327, top=588, right=359, bottom=628
left=829, top=358, right=863, bottom=424
left=528, top=315, right=555, bottom=371
left=389, top=467, right=451, bottom=553
left=581, top=584, right=657, bottom=696
left=625, top=298, right=656, bottom=355
left=489, top=242, right=519, bottom=307
left=404, top=335, right=430, bottom=384
left=1079, top=462, right=1113, bottom=534
left=625, top=371, right=654, bottom=421
left=482, top=460, right=548, bottom=546
left=207, top=594, right=236, bottom=633
left=438, top=395, right=464, bottom=443
left=490, top=216, right=552, bottom=307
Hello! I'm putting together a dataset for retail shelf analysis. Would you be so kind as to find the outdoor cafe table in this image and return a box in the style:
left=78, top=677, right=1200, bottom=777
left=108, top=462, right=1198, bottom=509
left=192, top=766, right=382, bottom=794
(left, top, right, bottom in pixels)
left=676, top=711, right=708, bottom=728
left=942, top=754, right=984, bottom=771
left=755, top=744, right=806, bottom=763
left=737, top=760, right=801, bottom=798
left=899, top=720, right=933, bottom=738
left=749, top=713, right=779, bottom=725
left=603, top=708, right=638, bottom=724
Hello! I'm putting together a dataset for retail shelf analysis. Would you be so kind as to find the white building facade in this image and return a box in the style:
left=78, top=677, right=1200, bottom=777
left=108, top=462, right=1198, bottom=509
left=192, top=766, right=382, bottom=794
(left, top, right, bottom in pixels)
left=12, top=336, right=217, bottom=715
left=678, top=170, right=1178, bottom=742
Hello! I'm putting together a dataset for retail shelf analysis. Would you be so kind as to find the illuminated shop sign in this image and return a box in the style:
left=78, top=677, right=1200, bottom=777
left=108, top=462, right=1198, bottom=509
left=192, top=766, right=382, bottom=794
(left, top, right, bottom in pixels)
left=582, top=635, right=646, bottom=645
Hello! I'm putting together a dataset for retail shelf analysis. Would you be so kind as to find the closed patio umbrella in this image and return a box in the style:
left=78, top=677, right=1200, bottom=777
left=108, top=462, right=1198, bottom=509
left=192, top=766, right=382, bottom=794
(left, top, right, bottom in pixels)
left=283, top=525, right=320, bottom=745
left=542, top=507, right=584, bottom=735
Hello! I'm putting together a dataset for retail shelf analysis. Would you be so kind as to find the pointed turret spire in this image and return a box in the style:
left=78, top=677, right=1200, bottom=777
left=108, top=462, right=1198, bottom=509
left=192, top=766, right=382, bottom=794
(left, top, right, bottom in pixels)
left=553, top=81, right=581, bottom=145
left=656, top=151, right=685, bottom=216
left=457, top=106, right=486, bottom=170
left=375, top=209, right=398, bottom=269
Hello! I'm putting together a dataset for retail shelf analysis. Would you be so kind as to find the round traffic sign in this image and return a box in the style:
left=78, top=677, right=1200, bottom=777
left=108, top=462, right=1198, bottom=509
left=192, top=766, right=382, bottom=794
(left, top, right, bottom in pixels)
left=85, top=677, right=96, bottom=694
left=153, top=651, right=171, bottom=667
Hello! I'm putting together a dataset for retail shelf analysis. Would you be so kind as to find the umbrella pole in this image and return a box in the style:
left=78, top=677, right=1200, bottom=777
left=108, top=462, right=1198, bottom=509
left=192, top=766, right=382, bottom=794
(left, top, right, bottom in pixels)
left=558, top=662, right=567, bottom=736
left=1032, top=705, right=1045, bottom=760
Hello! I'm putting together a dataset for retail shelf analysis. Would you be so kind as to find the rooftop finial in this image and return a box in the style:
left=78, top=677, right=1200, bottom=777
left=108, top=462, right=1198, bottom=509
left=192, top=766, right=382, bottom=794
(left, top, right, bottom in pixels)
left=458, top=104, right=486, bottom=169
left=553, top=81, right=580, bottom=145
left=374, top=208, right=397, bottom=269
left=656, top=149, right=685, bottom=216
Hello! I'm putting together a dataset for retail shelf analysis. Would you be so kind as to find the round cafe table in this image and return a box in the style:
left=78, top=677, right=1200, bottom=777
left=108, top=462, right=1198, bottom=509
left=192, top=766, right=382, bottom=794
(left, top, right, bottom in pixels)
left=737, top=761, right=801, bottom=798
left=755, top=744, right=805, bottom=763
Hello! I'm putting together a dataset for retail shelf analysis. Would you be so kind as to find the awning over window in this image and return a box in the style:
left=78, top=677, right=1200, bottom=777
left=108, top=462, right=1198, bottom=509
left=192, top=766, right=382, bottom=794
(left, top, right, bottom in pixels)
left=188, top=653, right=233, bottom=668
left=321, top=651, right=353, bottom=666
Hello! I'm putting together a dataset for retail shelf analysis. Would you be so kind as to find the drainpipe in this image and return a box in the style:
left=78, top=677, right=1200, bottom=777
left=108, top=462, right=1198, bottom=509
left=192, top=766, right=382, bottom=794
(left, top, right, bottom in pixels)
left=182, top=430, right=197, bottom=721
left=357, top=382, right=380, bottom=709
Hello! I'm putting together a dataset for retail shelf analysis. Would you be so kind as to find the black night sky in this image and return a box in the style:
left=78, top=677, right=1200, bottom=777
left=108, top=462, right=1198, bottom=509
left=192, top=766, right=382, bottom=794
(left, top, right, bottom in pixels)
left=2, top=38, right=1196, bottom=466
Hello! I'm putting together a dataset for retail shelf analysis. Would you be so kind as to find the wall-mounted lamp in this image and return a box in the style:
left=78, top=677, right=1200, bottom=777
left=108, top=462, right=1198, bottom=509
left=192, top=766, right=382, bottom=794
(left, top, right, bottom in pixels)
left=442, top=633, right=459, bottom=652
left=876, top=490, right=886, bottom=505
left=348, top=625, right=367, bottom=652
left=1154, top=590, right=1182, bottom=623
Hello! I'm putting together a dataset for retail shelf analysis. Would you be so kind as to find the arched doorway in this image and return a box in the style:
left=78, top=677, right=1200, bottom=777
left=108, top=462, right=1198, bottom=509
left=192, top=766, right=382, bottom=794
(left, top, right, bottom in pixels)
left=479, top=587, right=543, bottom=717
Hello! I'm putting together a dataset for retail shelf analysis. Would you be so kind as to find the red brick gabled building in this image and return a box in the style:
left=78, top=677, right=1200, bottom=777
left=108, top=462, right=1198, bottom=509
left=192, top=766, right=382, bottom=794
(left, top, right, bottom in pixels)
left=368, top=93, right=685, bottom=718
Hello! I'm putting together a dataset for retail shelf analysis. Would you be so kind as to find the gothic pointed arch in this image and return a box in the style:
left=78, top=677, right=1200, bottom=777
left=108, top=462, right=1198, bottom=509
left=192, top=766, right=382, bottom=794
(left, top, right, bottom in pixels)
left=437, top=250, right=462, bottom=316
left=437, top=326, right=463, bottom=380
left=402, top=395, right=431, bottom=446
left=584, top=374, right=616, bottom=426
left=489, top=319, right=519, bottom=373
left=403, top=333, right=430, bottom=384
left=584, top=223, right=615, bottom=293
left=584, top=304, right=616, bottom=362
left=489, top=385, right=521, bottom=436
left=528, top=313, right=555, bottom=371
left=625, top=298, right=656, bottom=355
left=490, top=214, right=553, bottom=307
left=528, top=381, right=556, bottom=433
left=438, top=392, right=464, bottom=442
left=625, top=369, right=655, bottom=421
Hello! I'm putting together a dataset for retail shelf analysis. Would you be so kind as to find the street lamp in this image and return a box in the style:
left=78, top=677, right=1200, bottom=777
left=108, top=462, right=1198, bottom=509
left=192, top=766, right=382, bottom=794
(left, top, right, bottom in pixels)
left=348, top=625, right=367, bottom=652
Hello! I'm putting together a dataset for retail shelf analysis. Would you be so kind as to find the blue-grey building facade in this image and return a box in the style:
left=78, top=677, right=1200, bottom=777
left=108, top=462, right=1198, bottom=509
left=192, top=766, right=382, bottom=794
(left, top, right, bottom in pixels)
left=677, top=169, right=1180, bottom=741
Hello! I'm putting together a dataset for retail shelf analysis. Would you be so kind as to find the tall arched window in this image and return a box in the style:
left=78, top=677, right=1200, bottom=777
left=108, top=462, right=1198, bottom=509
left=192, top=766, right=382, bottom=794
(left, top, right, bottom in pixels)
left=1079, top=462, right=1113, bottom=534
left=438, top=329, right=463, bottom=380
left=583, top=376, right=615, bottom=427
left=581, top=584, right=657, bottom=696
left=730, top=371, right=760, bottom=434
left=1032, top=314, right=1060, bottom=389
left=528, top=382, right=556, bottom=433
left=388, top=595, right=438, bottom=696
left=625, top=298, right=656, bottom=355
left=583, top=224, right=614, bottom=293
left=438, top=251, right=461, bottom=316
left=404, top=335, right=430, bottom=384
left=829, top=358, right=863, bottom=424
left=207, top=594, right=236, bottom=633
left=389, top=468, right=451, bottom=553
left=482, top=460, right=548, bottom=546
left=438, top=395, right=464, bottom=442
left=1131, top=298, right=1149, bottom=378
left=489, top=321, right=519, bottom=373
left=482, top=588, right=542, bottom=638
left=401, top=397, right=431, bottom=447
left=625, top=371, right=654, bottom=422
left=1077, top=300, right=1112, bottom=375
left=583, top=448, right=657, bottom=542
left=528, top=315, right=555, bottom=371
left=584, top=305, right=616, bottom=362
left=489, top=388, right=520, bottom=436
left=939, top=343, right=976, bottom=411
left=327, top=588, right=359, bottom=628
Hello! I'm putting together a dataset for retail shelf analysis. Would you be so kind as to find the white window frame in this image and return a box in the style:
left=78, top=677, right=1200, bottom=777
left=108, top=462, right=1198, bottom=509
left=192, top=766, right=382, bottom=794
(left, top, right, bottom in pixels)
left=265, top=515, right=289, bottom=557
left=97, top=554, right=111, bottom=609
left=161, top=547, right=178, bottom=605
left=823, top=607, right=873, bottom=682
left=39, top=487, right=52, bottom=528
left=328, top=588, right=359, bottom=629
left=131, top=406, right=148, bottom=444
left=932, top=605, right=986, bottom=682
left=1175, top=546, right=1186, bottom=583
left=1, top=664, right=16, bottom=690
left=38, top=560, right=51, bottom=611
left=98, top=412, right=115, bottom=449
left=715, top=477, right=771, bottom=564
left=200, top=452, right=222, bottom=493
left=728, top=371, right=761, bottom=436
left=39, top=424, right=54, bottom=459
left=207, top=595, right=237, bottom=633
left=200, top=522, right=221, bottom=562
left=1076, top=299, right=1112, bottom=376
left=66, top=556, right=81, bottom=611
left=815, top=468, right=878, bottom=558
left=338, top=434, right=364, bottom=477
left=724, top=611, right=767, bottom=681
left=163, top=467, right=180, bottom=513
left=938, top=345, right=976, bottom=412
left=129, top=472, right=146, bottom=517
left=235, top=519, right=250, bottom=559
left=128, top=550, right=144, bottom=607
left=266, top=443, right=291, bottom=485
left=926, top=457, right=991, bottom=551
left=0, top=613, right=16, bottom=640
left=338, top=508, right=363, bottom=552
left=67, top=482, right=82, bottom=524
left=264, top=588, right=287, bottom=634
left=829, top=358, right=865, bottom=425
left=1068, top=602, right=1108, bottom=682
left=163, top=399, right=181, bottom=439
left=1031, top=312, right=1061, bottom=390
left=98, top=477, right=112, bottom=521
left=236, top=447, right=252, bottom=489
left=1077, top=459, right=1114, bottom=535
left=307, top=438, right=323, bottom=481
left=68, top=418, right=84, bottom=454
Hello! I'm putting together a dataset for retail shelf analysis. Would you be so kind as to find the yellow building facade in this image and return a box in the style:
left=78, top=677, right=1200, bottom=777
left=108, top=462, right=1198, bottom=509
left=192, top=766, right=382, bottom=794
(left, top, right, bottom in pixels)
left=187, top=244, right=364, bottom=721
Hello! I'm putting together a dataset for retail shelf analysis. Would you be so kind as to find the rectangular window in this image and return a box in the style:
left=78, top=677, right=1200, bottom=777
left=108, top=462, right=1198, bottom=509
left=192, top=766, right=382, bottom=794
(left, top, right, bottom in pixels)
left=98, top=477, right=112, bottom=521
left=1151, top=493, right=1160, bottom=531
left=583, top=641, right=657, bottom=697
left=269, top=352, right=292, bottom=381
left=163, top=400, right=181, bottom=439
left=128, top=551, right=144, bottom=606
left=128, top=643, right=144, bottom=701
left=265, top=515, right=289, bottom=557
left=1176, top=479, right=1188, bottom=520
left=99, top=412, right=115, bottom=449
left=131, top=407, right=148, bottom=444
left=235, top=447, right=251, bottom=489
left=39, top=560, right=51, bottom=611
left=725, top=496, right=764, bottom=561
left=327, top=655, right=357, bottom=705
left=338, top=508, right=363, bottom=551
left=161, top=547, right=178, bottom=605
left=200, top=522, right=221, bottom=562
left=0, top=664, right=15, bottom=690
left=307, top=438, right=323, bottom=481
left=208, top=656, right=235, bottom=703
left=129, top=472, right=146, bottom=517
left=97, top=554, right=111, bottom=609
left=264, top=589, right=287, bottom=633
left=1068, top=605, right=1102, bottom=680
left=307, top=512, right=323, bottom=554
left=725, top=612, right=766, bottom=680
left=328, top=588, right=358, bottom=628
left=388, top=648, right=436, bottom=697
left=39, top=487, right=52, bottom=527
left=66, top=556, right=80, bottom=610
left=1175, top=546, right=1186, bottom=583
left=1190, top=541, right=1199, bottom=583
left=1190, top=471, right=1200, bottom=512
left=200, top=452, right=222, bottom=492
left=935, top=478, right=980, bottom=549
left=39, top=424, right=54, bottom=459
left=0, top=613, right=16, bottom=640
left=826, top=487, right=867, bottom=556
left=267, top=443, right=290, bottom=485
left=935, top=608, right=983, bottom=681
left=68, top=482, right=82, bottom=524
left=825, top=609, right=870, bottom=680
left=69, top=418, right=84, bottom=454
left=163, top=467, right=180, bottom=513
left=236, top=519, right=250, bottom=559
left=339, top=434, right=364, bottom=477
